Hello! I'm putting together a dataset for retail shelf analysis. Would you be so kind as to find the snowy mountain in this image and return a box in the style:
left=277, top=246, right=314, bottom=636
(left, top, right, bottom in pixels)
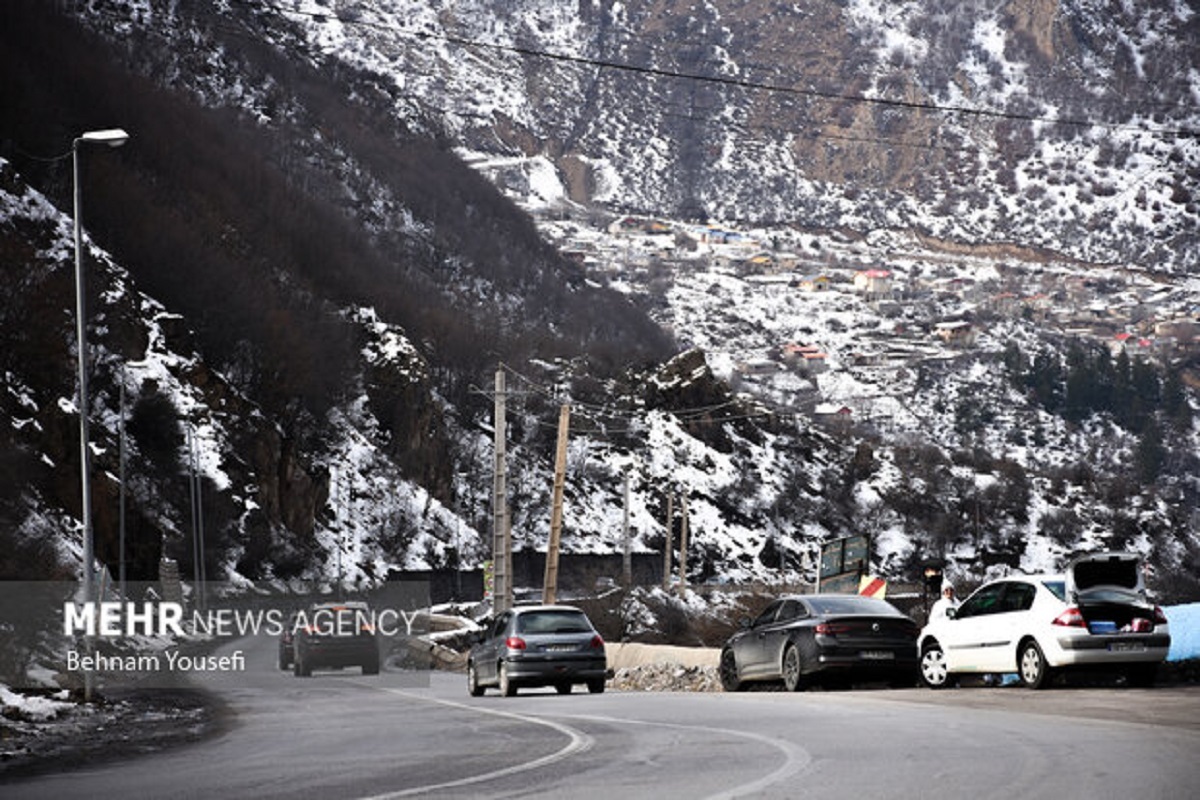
left=1, top=1, right=1198, bottom=603
left=259, top=0, right=1200, bottom=271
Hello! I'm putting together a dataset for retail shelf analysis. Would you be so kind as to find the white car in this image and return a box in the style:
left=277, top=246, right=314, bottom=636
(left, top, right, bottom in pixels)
left=918, top=552, right=1171, bottom=689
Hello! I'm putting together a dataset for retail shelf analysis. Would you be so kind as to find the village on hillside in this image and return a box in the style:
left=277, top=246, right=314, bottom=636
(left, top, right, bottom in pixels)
left=540, top=211, right=1200, bottom=425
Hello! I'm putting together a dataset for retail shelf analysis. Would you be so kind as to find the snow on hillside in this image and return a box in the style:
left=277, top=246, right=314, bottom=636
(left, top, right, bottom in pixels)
left=266, top=0, right=1200, bottom=272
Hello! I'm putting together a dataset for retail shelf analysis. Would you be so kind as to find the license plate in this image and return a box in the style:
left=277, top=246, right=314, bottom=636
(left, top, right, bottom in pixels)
left=860, top=650, right=894, bottom=660
left=1108, top=642, right=1145, bottom=653
left=546, top=645, right=577, bottom=652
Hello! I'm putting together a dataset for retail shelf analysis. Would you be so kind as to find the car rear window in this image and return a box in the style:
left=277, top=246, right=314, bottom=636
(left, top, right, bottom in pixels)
left=1074, top=559, right=1139, bottom=590
left=807, top=596, right=898, bottom=616
left=516, top=610, right=593, bottom=634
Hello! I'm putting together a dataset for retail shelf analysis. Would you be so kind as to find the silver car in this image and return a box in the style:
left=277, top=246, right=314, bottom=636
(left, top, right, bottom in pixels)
left=467, top=605, right=607, bottom=696
left=919, top=552, right=1171, bottom=689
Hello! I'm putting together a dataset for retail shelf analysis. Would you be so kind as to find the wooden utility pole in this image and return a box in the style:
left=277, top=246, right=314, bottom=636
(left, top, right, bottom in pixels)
left=662, top=492, right=674, bottom=589
left=678, top=492, right=689, bottom=593
left=543, top=404, right=570, bottom=605
left=492, top=369, right=511, bottom=613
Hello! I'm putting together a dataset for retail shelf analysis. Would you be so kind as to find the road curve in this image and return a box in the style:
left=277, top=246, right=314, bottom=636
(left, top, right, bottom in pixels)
left=4, top=634, right=1198, bottom=799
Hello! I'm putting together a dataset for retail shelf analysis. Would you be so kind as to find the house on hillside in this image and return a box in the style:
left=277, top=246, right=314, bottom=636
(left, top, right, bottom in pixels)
left=782, top=342, right=829, bottom=375
left=854, top=269, right=893, bottom=299
left=607, top=216, right=670, bottom=236
left=1109, top=332, right=1155, bottom=359
left=935, top=320, right=975, bottom=347
left=738, top=252, right=778, bottom=276
left=988, top=291, right=1019, bottom=316
left=797, top=273, right=833, bottom=292
left=814, top=403, right=853, bottom=433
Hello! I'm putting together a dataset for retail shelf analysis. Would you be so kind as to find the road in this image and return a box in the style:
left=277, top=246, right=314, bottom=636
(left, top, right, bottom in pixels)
left=5, top=633, right=1199, bottom=799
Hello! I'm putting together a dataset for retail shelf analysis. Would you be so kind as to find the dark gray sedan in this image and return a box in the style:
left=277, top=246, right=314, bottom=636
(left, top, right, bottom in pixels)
left=719, top=594, right=919, bottom=691
left=467, top=605, right=607, bottom=696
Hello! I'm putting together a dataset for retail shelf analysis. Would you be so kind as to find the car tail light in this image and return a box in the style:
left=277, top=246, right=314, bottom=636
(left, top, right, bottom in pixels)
left=1153, top=606, right=1168, bottom=626
left=589, top=635, right=605, bottom=649
left=505, top=636, right=527, bottom=650
left=1053, top=607, right=1086, bottom=628
left=814, top=622, right=851, bottom=636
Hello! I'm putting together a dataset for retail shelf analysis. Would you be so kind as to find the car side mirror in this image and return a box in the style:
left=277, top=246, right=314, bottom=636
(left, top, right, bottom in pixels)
left=739, top=616, right=752, bottom=630
left=947, top=608, right=958, bottom=620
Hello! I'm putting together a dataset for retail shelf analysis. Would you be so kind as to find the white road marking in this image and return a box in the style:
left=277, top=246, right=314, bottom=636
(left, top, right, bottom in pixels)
left=545, top=710, right=813, bottom=799
left=353, top=685, right=594, bottom=799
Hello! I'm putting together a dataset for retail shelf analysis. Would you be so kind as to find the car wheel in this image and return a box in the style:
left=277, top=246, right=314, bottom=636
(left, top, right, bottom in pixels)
left=919, top=643, right=949, bottom=689
left=467, top=662, right=485, bottom=696
left=555, top=683, right=572, bottom=695
left=362, top=658, right=380, bottom=676
left=719, top=649, right=743, bottom=692
left=1018, top=640, right=1052, bottom=689
left=782, top=644, right=805, bottom=692
left=586, top=678, right=605, bottom=694
left=499, top=663, right=517, bottom=697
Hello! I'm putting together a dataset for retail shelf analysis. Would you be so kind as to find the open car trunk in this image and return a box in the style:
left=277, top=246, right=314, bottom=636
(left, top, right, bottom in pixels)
left=1067, top=552, right=1160, bottom=634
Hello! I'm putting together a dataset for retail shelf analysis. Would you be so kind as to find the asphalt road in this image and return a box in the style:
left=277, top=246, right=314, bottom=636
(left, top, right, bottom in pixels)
left=5, top=634, right=1199, bottom=799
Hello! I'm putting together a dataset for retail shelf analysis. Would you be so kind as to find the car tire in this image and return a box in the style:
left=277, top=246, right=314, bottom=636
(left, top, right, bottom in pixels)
left=719, top=648, right=742, bottom=692
left=499, top=663, right=517, bottom=697
left=782, top=644, right=805, bottom=692
left=919, top=642, right=949, bottom=689
left=586, top=678, right=605, bottom=694
left=1018, top=640, right=1052, bottom=690
left=362, top=658, right=380, bottom=676
left=555, top=683, right=572, bottom=695
left=467, top=662, right=485, bottom=696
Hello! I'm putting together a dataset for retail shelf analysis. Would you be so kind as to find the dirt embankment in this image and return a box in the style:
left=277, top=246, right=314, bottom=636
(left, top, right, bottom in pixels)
left=606, top=642, right=720, bottom=692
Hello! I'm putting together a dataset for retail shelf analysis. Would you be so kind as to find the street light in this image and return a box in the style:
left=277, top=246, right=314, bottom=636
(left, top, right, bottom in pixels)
left=73, top=127, right=128, bottom=640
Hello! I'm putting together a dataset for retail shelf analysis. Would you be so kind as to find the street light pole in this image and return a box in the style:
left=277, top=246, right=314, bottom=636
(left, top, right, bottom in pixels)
left=73, top=128, right=128, bottom=701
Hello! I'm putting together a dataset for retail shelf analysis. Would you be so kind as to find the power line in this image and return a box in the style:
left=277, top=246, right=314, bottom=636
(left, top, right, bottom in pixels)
left=239, top=0, right=1200, bottom=140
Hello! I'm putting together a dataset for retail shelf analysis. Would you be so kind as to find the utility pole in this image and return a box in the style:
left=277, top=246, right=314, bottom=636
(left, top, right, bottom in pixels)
left=543, top=404, right=570, bottom=604
left=662, top=492, right=673, bottom=589
left=491, top=369, right=511, bottom=613
left=621, top=470, right=632, bottom=588
left=118, top=375, right=126, bottom=599
left=678, top=491, right=689, bottom=593
left=187, top=424, right=206, bottom=613
left=336, top=468, right=345, bottom=599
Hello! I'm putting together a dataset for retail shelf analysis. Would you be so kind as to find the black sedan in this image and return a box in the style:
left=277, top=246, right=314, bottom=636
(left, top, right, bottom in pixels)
left=719, top=594, right=919, bottom=691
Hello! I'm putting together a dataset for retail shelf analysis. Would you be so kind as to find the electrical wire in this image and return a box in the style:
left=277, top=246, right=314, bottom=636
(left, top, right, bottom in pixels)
left=232, top=0, right=1200, bottom=140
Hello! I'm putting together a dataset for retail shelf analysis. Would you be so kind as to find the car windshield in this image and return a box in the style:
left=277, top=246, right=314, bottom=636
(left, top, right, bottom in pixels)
left=516, top=610, right=592, bottom=634
left=807, top=596, right=898, bottom=616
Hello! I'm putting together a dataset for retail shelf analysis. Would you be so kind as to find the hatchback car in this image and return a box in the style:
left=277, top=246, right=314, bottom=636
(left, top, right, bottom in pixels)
left=467, top=605, right=607, bottom=696
left=292, top=601, right=381, bottom=677
left=918, top=552, right=1171, bottom=689
left=719, top=594, right=920, bottom=692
